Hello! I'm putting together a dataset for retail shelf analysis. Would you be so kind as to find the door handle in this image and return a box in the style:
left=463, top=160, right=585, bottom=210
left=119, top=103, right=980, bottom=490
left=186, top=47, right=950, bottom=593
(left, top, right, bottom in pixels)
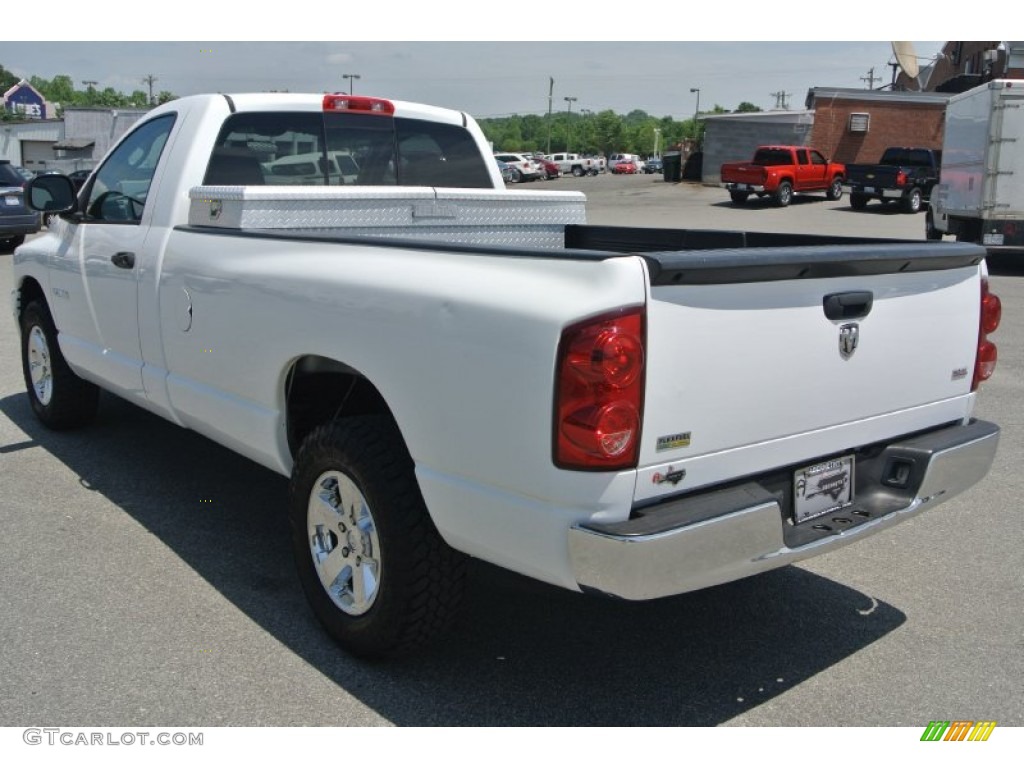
left=823, top=291, right=873, bottom=321
left=111, top=251, right=135, bottom=269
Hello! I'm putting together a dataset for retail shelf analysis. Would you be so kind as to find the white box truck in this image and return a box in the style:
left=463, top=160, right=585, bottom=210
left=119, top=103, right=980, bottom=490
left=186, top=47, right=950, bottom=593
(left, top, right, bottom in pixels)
left=927, top=79, right=1024, bottom=251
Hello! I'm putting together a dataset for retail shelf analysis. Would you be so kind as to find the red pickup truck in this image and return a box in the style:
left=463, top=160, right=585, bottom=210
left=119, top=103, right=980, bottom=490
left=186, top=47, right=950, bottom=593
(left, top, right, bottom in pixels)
left=721, top=146, right=845, bottom=207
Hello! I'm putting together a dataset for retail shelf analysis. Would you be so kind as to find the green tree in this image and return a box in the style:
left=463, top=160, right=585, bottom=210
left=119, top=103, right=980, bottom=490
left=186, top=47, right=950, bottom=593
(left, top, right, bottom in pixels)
left=735, top=101, right=762, bottom=113
left=0, top=63, right=19, bottom=92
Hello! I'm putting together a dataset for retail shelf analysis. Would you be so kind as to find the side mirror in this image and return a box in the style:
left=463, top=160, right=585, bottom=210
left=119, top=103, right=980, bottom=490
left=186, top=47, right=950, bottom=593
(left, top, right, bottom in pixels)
left=25, top=174, right=79, bottom=215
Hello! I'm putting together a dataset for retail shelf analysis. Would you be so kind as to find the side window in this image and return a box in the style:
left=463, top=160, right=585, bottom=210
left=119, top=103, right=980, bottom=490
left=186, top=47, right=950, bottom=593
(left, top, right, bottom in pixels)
left=204, top=112, right=324, bottom=186
left=86, top=114, right=175, bottom=222
left=796, top=149, right=809, bottom=164
left=810, top=150, right=826, bottom=165
left=395, top=118, right=492, bottom=188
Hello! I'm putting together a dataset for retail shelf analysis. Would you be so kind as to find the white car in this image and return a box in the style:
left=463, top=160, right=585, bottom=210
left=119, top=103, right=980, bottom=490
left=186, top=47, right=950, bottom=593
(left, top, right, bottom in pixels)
left=493, top=153, right=543, bottom=183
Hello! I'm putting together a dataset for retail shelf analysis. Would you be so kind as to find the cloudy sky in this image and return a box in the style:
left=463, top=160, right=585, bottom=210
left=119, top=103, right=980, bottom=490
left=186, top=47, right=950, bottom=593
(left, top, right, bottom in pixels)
left=1, top=7, right=961, bottom=119
left=2, top=41, right=950, bottom=119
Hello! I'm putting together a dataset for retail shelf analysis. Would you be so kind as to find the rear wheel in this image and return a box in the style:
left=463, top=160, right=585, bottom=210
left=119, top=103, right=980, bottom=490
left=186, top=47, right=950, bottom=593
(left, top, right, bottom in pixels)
left=19, top=300, right=99, bottom=429
left=925, top=210, right=943, bottom=240
left=572, top=166, right=585, bottom=177
left=902, top=187, right=923, bottom=214
left=729, top=191, right=749, bottom=205
left=850, top=192, right=869, bottom=211
left=826, top=177, right=844, bottom=201
left=509, top=168, right=522, bottom=184
left=289, top=416, right=467, bottom=659
left=774, top=181, right=793, bottom=207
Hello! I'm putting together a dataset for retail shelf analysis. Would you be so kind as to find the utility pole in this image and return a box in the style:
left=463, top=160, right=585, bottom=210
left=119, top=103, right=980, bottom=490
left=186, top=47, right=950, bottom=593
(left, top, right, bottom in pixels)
left=142, top=74, right=157, bottom=106
left=770, top=90, right=792, bottom=110
left=861, top=67, right=881, bottom=90
left=82, top=80, right=98, bottom=105
left=689, top=87, right=701, bottom=143
left=564, top=96, right=577, bottom=153
left=546, top=77, right=554, bottom=155
left=342, top=73, right=361, bottom=95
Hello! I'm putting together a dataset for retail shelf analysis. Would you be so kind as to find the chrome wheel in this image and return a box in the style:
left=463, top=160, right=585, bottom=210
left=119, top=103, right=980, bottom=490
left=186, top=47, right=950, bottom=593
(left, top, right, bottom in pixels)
left=27, top=325, right=53, bottom=406
left=307, top=470, right=382, bottom=616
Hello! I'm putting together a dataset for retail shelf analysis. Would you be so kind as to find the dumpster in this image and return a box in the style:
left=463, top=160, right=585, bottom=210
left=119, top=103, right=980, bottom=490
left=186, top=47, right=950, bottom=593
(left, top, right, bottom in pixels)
left=662, top=150, right=682, bottom=182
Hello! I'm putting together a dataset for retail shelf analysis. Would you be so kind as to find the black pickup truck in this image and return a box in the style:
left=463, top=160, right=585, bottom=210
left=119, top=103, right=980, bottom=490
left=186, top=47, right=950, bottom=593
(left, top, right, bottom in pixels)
left=843, top=147, right=941, bottom=214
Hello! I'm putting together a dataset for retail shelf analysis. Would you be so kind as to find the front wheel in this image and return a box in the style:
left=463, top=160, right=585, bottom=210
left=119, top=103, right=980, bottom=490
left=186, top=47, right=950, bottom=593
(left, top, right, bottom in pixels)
left=774, top=181, right=793, bottom=207
left=20, top=300, right=99, bottom=429
left=289, top=417, right=467, bottom=659
left=826, top=177, right=844, bottom=201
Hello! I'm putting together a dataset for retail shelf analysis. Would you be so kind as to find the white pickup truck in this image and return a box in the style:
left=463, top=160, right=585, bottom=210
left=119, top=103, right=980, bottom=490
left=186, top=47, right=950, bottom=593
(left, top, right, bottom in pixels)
left=545, top=152, right=600, bottom=177
left=12, top=92, right=1002, bottom=658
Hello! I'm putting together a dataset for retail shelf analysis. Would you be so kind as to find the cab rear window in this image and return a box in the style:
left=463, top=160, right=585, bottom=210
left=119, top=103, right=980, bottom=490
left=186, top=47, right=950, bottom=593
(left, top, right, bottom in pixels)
left=203, top=112, right=492, bottom=188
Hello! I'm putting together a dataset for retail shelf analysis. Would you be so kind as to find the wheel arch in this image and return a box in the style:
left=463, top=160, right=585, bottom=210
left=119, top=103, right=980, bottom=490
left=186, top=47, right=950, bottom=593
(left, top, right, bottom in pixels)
left=15, top=275, right=46, bottom=321
left=283, top=354, right=396, bottom=460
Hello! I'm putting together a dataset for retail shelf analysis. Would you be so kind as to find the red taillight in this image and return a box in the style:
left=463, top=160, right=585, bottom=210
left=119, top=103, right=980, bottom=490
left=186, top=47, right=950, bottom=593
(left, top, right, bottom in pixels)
left=896, top=170, right=908, bottom=186
left=322, top=94, right=395, bottom=115
left=554, top=307, right=645, bottom=470
left=973, top=278, right=1001, bottom=390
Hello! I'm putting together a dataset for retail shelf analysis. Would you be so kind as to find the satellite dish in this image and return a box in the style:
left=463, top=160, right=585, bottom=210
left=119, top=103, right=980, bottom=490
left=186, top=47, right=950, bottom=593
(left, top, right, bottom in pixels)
left=892, top=41, right=920, bottom=80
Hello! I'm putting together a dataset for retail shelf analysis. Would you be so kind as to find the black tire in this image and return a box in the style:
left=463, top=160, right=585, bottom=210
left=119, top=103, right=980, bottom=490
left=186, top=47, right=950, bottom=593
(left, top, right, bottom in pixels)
left=850, top=192, right=869, bottom=211
left=572, top=166, right=585, bottom=177
left=509, top=168, right=522, bottom=184
left=826, top=177, right=844, bottom=201
left=729, top=190, right=749, bottom=205
left=19, top=300, right=99, bottom=430
left=925, top=210, right=943, bottom=241
left=774, top=180, right=793, bottom=207
left=289, top=416, right=467, bottom=659
left=902, top=187, right=923, bottom=214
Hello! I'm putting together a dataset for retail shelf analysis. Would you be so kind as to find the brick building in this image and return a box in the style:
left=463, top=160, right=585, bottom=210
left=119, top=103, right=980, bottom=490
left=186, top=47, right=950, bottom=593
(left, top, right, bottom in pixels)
left=804, top=88, right=948, bottom=165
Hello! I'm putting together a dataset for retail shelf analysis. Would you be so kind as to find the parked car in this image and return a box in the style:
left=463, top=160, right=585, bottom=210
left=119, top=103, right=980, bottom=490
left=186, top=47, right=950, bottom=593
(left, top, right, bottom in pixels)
left=644, top=157, right=664, bottom=174
left=721, top=145, right=845, bottom=207
left=0, top=160, right=41, bottom=250
left=493, top=153, right=543, bottom=183
left=844, top=147, right=941, bottom=214
left=612, top=159, right=639, bottom=174
left=495, top=160, right=516, bottom=184
left=533, top=156, right=562, bottom=180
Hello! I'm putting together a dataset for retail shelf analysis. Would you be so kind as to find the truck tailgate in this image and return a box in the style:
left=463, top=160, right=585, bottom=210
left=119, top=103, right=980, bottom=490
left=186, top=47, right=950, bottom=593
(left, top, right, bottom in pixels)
left=634, top=242, right=985, bottom=503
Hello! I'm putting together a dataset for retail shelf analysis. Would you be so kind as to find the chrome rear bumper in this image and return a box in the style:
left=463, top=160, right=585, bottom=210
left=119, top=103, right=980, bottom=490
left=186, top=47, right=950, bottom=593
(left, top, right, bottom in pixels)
left=569, top=420, right=999, bottom=600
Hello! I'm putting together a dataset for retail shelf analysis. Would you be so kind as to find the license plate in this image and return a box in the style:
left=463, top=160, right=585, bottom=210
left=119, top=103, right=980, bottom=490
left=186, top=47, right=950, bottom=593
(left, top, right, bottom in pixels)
left=863, top=186, right=875, bottom=193
left=793, top=456, right=854, bottom=524
left=4, top=195, right=19, bottom=206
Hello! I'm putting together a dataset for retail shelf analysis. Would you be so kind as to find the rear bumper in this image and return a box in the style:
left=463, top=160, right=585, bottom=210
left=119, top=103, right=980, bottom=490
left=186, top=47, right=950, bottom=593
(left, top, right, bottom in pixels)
left=0, top=213, right=41, bottom=237
left=843, top=185, right=907, bottom=200
left=725, top=182, right=766, bottom=193
left=568, top=419, right=999, bottom=600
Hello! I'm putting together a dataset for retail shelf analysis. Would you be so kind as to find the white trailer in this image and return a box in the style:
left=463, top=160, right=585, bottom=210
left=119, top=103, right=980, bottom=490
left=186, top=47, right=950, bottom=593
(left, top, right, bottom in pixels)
left=928, top=79, right=1024, bottom=252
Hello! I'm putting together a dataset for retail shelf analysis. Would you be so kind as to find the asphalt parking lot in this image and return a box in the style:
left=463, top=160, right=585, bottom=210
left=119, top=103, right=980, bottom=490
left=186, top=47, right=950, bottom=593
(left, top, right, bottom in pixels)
left=1, top=175, right=1021, bottom=728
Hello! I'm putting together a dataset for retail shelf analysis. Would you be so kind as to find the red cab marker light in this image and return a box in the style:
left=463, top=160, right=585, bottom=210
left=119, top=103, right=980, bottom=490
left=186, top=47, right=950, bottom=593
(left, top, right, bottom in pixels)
left=322, top=94, right=395, bottom=115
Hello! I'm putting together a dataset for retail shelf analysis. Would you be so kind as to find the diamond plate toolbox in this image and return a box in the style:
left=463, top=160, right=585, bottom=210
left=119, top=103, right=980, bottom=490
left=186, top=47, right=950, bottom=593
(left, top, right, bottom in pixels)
left=188, top=186, right=587, bottom=249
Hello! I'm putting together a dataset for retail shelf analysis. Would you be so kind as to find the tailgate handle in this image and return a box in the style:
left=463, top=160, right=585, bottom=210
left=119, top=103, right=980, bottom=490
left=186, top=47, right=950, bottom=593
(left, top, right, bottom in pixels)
left=823, top=291, right=873, bottom=321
